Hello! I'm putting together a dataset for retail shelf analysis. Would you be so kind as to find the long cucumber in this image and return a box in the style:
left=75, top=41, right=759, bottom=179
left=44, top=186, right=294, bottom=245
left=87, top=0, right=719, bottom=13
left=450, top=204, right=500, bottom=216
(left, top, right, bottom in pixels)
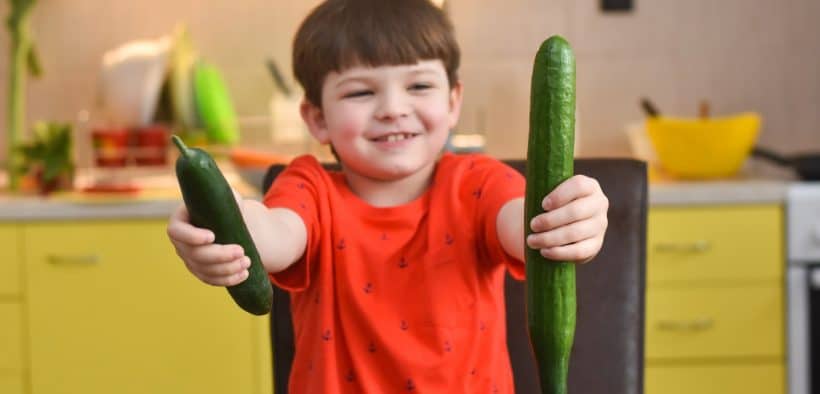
left=172, top=136, right=272, bottom=315
left=524, top=35, right=576, bottom=394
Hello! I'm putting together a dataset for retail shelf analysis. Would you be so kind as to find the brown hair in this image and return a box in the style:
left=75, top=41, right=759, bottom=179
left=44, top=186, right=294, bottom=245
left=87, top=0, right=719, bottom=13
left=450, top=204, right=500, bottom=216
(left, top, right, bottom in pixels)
left=292, top=0, right=461, bottom=107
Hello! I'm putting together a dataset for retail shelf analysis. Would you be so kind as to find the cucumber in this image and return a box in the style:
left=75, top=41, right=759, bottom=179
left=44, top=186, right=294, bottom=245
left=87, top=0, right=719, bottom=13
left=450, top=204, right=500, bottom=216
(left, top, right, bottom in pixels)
left=171, top=135, right=272, bottom=315
left=524, top=35, right=576, bottom=394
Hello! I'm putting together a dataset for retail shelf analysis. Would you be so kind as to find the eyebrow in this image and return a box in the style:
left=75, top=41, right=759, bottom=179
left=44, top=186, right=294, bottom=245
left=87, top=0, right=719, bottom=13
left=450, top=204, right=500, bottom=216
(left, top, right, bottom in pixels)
left=333, top=65, right=441, bottom=88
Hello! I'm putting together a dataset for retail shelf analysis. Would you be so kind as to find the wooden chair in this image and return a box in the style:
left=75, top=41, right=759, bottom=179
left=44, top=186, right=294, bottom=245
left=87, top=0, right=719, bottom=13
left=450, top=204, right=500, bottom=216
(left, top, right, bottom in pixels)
left=262, top=158, right=648, bottom=393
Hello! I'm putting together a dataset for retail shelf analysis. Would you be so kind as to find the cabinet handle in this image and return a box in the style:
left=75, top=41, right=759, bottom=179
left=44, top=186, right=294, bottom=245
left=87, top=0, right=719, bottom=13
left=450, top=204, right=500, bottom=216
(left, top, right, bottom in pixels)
left=656, top=318, right=714, bottom=331
left=654, top=240, right=711, bottom=254
left=46, top=254, right=100, bottom=266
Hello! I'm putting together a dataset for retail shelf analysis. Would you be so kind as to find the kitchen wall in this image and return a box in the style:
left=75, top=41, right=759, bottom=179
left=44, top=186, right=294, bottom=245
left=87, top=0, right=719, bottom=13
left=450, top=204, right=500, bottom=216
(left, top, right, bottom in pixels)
left=0, top=0, right=818, bottom=162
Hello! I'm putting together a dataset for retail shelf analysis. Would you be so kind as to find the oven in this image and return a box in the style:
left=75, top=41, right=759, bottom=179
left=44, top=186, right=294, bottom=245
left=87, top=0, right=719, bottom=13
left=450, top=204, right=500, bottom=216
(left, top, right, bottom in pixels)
left=787, top=183, right=820, bottom=394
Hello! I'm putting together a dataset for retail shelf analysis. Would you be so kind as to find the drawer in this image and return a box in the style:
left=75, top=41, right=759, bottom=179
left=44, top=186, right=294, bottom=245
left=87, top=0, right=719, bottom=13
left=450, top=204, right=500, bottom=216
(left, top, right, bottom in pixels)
left=646, top=285, right=783, bottom=360
left=646, top=363, right=784, bottom=394
left=0, top=225, right=21, bottom=296
left=0, top=303, right=23, bottom=371
left=648, top=205, right=783, bottom=284
left=0, top=374, right=25, bottom=394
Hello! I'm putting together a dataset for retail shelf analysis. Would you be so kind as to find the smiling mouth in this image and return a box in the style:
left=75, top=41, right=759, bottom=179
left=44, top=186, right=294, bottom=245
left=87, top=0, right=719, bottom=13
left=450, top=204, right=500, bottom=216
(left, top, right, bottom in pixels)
left=370, top=132, right=420, bottom=142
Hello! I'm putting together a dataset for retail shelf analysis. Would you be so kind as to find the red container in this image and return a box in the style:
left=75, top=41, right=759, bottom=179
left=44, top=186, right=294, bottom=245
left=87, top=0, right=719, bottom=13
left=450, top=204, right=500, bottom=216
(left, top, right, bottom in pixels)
left=92, top=128, right=130, bottom=167
left=133, top=125, right=169, bottom=166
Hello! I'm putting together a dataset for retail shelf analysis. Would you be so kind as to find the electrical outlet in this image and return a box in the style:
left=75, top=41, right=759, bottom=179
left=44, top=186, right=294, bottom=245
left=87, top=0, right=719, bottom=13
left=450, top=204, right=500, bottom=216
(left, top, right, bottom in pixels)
left=601, top=0, right=633, bottom=12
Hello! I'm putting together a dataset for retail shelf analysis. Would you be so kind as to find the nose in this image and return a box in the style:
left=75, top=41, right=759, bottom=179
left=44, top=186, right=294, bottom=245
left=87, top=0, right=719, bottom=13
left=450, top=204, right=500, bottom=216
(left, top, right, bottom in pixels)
left=374, top=88, right=409, bottom=121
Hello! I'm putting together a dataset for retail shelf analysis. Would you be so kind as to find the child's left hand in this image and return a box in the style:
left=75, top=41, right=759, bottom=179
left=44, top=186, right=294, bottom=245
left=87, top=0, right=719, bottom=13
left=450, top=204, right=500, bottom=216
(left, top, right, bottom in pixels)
left=526, top=175, right=609, bottom=263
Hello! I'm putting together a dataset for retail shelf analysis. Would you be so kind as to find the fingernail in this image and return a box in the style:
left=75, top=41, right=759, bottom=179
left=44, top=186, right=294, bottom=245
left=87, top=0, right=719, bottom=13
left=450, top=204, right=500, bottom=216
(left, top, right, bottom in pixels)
left=243, top=257, right=251, bottom=268
left=542, top=197, right=552, bottom=210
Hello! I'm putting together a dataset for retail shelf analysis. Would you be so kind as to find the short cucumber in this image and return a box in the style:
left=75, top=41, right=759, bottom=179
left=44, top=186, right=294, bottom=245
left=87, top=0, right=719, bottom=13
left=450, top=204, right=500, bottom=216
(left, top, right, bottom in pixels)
left=524, top=35, right=576, bottom=394
left=172, top=135, right=272, bottom=315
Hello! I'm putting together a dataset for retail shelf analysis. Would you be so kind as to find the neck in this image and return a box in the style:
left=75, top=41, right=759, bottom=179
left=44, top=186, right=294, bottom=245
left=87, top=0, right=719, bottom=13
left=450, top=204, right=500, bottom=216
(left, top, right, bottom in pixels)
left=342, top=162, right=437, bottom=207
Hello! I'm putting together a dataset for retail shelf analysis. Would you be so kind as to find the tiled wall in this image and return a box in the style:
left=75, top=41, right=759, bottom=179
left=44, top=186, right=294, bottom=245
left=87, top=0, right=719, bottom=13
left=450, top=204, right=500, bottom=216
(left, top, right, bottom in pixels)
left=1, top=0, right=818, bottom=162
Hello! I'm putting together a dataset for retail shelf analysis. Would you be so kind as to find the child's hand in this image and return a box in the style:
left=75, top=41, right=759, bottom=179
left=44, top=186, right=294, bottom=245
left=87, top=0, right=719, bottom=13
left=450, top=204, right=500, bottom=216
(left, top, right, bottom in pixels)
left=166, top=203, right=251, bottom=286
left=526, top=175, right=609, bottom=263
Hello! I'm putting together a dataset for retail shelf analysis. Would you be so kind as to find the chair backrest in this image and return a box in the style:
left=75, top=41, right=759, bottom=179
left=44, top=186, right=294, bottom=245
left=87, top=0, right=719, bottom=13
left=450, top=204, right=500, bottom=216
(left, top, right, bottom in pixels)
left=263, top=158, right=647, bottom=394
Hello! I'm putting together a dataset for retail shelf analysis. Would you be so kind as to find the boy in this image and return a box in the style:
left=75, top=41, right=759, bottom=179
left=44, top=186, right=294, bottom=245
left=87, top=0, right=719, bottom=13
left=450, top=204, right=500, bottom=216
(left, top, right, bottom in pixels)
left=167, top=0, right=609, bottom=392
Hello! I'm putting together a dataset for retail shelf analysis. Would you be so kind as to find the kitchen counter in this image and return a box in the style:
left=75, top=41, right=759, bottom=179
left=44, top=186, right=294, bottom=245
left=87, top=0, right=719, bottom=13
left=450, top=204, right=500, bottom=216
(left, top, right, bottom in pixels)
left=649, top=179, right=790, bottom=206
left=0, top=164, right=795, bottom=221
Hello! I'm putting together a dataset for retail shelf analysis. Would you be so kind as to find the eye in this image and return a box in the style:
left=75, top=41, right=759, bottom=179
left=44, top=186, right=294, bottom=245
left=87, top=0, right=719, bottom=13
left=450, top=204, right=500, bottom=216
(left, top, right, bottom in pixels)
left=343, top=90, right=373, bottom=99
left=409, top=83, right=432, bottom=91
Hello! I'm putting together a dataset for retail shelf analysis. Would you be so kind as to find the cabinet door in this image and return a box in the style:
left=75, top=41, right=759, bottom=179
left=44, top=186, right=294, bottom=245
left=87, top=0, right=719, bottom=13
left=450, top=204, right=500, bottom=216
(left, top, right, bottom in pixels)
left=645, top=284, right=783, bottom=360
left=0, top=224, right=21, bottom=296
left=24, top=220, right=271, bottom=394
left=645, top=363, right=784, bottom=394
left=648, top=205, right=783, bottom=284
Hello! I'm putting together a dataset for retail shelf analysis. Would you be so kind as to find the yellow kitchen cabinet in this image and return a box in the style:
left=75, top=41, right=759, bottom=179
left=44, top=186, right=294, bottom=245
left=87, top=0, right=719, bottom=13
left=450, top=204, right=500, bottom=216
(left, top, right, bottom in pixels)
left=647, top=205, right=783, bottom=284
left=646, top=363, right=785, bottom=394
left=645, top=204, right=785, bottom=394
left=646, top=285, right=783, bottom=360
left=0, top=224, right=22, bottom=296
left=23, top=220, right=271, bottom=394
left=0, top=224, right=24, bottom=394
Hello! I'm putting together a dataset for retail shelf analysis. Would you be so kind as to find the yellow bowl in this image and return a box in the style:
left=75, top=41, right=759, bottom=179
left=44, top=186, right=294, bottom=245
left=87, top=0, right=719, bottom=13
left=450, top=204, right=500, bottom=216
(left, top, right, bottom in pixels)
left=646, top=113, right=761, bottom=179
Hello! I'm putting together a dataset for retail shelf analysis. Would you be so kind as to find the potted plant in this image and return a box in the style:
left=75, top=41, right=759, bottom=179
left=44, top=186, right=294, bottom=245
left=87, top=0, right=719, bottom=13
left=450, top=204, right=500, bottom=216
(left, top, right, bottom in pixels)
left=6, top=0, right=42, bottom=191
left=16, top=122, right=74, bottom=195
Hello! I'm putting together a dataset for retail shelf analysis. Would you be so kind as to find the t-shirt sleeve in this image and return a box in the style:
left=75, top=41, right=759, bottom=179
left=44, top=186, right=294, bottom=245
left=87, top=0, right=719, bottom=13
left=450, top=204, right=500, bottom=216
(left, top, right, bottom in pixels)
left=261, top=156, right=323, bottom=292
left=468, top=156, right=527, bottom=280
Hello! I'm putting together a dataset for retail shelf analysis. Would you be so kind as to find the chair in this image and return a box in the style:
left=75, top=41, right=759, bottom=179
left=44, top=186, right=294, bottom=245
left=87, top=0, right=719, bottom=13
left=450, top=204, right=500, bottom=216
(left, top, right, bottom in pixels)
left=262, top=158, right=647, bottom=394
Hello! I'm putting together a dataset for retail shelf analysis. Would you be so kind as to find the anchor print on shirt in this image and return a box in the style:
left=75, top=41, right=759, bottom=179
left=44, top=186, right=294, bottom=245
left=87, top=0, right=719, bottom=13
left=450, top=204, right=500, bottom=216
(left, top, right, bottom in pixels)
left=445, top=233, right=455, bottom=245
left=321, top=329, right=332, bottom=342
left=398, top=256, right=409, bottom=269
left=337, top=238, right=346, bottom=250
left=363, top=282, right=374, bottom=294
left=406, top=379, right=416, bottom=392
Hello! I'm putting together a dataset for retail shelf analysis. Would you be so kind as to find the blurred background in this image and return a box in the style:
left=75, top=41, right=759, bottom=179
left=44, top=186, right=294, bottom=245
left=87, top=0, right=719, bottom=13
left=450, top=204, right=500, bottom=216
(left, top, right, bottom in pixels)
left=0, top=0, right=817, bottom=165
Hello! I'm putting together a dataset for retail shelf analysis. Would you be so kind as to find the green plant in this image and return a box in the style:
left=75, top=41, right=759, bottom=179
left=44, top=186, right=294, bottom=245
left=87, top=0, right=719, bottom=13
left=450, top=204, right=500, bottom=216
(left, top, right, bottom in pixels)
left=16, top=121, right=74, bottom=193
left=6, top=0, right=42, bottom=191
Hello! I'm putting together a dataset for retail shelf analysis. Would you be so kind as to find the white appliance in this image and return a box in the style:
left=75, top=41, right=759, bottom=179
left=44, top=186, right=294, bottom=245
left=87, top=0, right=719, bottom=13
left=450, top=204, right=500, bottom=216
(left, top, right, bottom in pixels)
left=787, top=183, right=820, bottom=394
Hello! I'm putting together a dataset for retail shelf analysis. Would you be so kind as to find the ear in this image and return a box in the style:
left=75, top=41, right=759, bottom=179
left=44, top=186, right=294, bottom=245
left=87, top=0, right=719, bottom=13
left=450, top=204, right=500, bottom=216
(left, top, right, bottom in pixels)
left=447, top=81, right=464, bottom=129
left=300, top=98, right=330, bottom=144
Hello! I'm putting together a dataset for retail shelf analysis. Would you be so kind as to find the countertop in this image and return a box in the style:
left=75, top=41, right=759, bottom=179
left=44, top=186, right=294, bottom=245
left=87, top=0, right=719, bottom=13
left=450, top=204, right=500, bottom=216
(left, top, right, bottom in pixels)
left=0, top=162, right=797, bottom=221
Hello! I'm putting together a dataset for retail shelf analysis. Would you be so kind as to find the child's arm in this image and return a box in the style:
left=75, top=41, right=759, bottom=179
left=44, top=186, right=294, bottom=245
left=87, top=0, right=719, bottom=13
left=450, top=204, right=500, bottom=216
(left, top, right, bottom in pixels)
left=166, top=192, right=306, bottom=286
left=496, top=175, right=608, bottom=264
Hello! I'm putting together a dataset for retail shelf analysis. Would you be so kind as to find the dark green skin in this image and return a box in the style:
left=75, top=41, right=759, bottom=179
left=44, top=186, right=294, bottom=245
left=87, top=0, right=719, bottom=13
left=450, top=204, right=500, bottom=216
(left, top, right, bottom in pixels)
left=172, top=136, right=273, bottom=315
left=524, top=36, right=576, bottom=394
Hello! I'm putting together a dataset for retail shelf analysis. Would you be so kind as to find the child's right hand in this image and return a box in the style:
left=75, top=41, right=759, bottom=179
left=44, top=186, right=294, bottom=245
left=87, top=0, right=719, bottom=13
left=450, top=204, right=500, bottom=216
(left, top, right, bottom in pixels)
left=166, top=204, right=251, bottom=287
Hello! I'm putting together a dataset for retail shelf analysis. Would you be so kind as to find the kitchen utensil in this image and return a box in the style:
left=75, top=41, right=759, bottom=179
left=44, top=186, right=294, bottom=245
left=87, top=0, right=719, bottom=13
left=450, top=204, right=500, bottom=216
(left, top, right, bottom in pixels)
left=266, top=58, right=292, bottom=97
left=193, top=61, right=239, bottom=145
left=170, top=24, right=200, bottom=129
left=752, top=147, right=820, bottom=181
left=99, top=36, right=172, bottom=127
left=640, top=97, right=661, bottom=117
left=646, top=113, right=761, bottom=179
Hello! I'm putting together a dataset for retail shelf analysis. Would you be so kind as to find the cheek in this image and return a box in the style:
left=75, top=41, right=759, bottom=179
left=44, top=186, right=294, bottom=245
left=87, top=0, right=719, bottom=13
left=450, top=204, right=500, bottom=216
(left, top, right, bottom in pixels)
left=419, top=99, right=454, bottom=131
left=325, top=105, right=366, bottom=138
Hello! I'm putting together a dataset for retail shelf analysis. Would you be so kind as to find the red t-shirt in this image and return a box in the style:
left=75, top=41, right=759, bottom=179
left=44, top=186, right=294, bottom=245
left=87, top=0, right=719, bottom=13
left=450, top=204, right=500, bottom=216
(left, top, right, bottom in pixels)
left=263, top=153, right=526, bottom=393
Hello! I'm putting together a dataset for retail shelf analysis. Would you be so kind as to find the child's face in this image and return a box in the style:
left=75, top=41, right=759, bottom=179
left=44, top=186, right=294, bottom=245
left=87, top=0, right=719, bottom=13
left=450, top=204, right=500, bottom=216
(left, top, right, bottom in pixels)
left=301, top=60, right=462, bottom=181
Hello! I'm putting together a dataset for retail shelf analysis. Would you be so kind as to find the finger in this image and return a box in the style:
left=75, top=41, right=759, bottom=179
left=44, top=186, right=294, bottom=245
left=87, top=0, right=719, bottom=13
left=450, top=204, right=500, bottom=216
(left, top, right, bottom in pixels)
left=539, top=236, right=604, bottom=262
left=530, top=195, right=603, bottom=233
left=527, top=215, right=605, bottom=249
left=188, top=243, right=245, bottom=266
left=200, top=268, right=250, bottom=287
left=167, top=205, right=215, bottom=245
left=199, top=256, right=251, bottom=278
left=541, top=175, right=600, bottom=211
